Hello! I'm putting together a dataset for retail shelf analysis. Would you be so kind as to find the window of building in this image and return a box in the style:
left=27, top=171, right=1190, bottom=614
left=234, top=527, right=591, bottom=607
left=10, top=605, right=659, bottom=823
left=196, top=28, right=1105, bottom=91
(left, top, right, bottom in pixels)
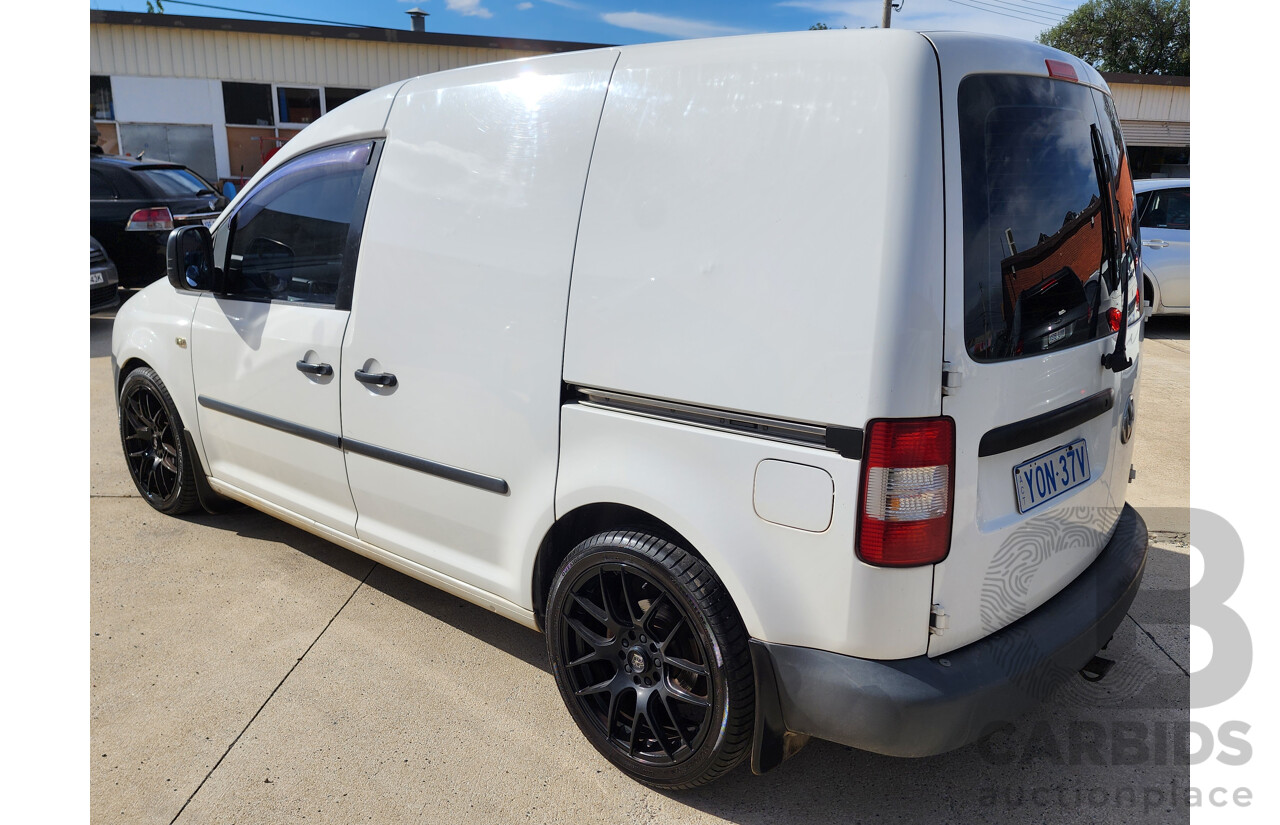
left=91, top=75, right=114, bottom=120
left=324, top=87, right=370, bottom=111
left=223, top=82, right=274, bottom=126
left=277, top=86, right=323, bottom=125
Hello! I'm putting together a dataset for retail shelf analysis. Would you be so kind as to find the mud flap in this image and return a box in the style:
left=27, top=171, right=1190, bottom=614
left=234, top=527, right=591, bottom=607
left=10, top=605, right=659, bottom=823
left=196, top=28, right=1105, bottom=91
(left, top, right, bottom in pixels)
left=182, top=429, right=240, bottom=514
left=749, top=640, right=810, bottom=774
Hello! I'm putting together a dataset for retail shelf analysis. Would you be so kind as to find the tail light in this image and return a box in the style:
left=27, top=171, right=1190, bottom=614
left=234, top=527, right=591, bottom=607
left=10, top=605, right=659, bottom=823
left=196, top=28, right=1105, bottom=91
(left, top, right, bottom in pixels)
left=1107, top=307, right=1122, bottom=332
left=856, top=417, right=955, bottom=567
left=126, top=207, right=174, bottom=232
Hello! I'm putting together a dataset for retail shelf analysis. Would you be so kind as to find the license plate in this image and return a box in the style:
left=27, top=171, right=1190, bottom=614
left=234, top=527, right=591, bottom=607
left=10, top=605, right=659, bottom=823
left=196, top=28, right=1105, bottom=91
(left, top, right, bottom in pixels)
left=90, top=271, right=104, bottom=285
left=1013, top=439, right=1090, bottom=513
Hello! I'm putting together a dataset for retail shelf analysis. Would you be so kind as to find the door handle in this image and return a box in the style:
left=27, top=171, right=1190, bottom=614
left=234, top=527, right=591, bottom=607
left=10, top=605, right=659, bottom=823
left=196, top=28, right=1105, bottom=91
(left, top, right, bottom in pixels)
left=1142, top=240, right=1170, bottom=249
left=295, top=359, right=333, bottom=376
left=354, top=368, right=397, bottom=388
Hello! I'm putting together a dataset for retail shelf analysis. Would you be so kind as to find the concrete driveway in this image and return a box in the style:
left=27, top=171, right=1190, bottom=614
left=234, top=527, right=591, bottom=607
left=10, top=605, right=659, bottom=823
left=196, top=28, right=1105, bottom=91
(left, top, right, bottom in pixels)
left=91, top=310, right=1190, bottom=824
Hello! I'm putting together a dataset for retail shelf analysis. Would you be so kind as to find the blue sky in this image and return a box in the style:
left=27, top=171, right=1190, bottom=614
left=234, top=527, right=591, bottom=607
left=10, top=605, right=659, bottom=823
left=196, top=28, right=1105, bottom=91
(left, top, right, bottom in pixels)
left=90, top=1, right=1087, bottom=45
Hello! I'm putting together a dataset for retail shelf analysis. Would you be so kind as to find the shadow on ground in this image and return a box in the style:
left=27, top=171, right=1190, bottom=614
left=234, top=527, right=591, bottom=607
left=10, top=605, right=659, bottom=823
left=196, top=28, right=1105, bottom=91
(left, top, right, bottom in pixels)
left=1144, top=315, right=1189, bottom=340
left=180, top=504, right=551, bottom=675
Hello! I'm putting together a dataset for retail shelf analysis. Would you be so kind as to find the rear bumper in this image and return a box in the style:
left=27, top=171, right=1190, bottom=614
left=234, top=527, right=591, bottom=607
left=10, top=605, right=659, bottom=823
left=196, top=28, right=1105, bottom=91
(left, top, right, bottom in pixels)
left=750, top=503, right=1148, bottom=770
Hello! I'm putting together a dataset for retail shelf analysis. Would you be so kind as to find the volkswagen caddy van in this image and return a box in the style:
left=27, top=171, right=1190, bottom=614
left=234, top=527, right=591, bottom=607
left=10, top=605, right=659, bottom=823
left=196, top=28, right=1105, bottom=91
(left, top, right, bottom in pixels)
left=113, top=29, right=1148, bottom=788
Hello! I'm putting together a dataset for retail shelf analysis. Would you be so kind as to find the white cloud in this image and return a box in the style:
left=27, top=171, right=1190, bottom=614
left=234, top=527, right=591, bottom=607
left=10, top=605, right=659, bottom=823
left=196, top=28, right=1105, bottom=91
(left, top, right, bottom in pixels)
left=517, top=2, right=533, bottom=9
left=445, top=0, right=493, bottom=18
left=601, top=11, right=748, bottom=39
left=542, top=0, right=592, bottom=9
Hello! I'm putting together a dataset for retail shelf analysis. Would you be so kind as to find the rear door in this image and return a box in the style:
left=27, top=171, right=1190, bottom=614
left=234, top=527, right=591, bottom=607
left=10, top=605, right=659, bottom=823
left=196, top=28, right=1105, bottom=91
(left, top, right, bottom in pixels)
left=1138, top=185, right=1191, bottom=309
left=927, top=37, right=1142, bottom=655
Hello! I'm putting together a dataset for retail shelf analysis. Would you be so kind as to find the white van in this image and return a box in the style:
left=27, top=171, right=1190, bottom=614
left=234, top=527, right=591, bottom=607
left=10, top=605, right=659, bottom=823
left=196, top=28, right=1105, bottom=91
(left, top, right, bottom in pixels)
left=113, top=29, right=1148, bottom=789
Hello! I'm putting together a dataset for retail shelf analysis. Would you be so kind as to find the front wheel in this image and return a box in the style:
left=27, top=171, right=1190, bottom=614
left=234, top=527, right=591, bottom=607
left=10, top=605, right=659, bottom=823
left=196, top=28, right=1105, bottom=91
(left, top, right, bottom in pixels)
left=118, top=367, right=200, bottom=515
left=545, top=531, right=754, bottom=789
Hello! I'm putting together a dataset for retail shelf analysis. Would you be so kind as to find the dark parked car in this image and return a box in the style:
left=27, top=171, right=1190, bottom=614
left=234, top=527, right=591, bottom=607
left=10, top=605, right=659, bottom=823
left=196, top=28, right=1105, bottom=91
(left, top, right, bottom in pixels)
left=90, top=155, right=229, bottom=288
left=90, top=236, right=120, bottom=313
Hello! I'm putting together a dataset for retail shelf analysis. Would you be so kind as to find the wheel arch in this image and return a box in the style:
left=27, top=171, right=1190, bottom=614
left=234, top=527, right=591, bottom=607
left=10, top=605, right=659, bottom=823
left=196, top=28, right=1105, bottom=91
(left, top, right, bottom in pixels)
left=1141, top=262, right=1161, bottom=313
left=531, top=502, right=710, bottom=631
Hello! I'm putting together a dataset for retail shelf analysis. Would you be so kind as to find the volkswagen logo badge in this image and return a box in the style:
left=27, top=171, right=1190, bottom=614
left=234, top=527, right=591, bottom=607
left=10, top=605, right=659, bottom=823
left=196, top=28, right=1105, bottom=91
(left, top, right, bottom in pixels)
left=1120, top=398, right=1135, bottom=444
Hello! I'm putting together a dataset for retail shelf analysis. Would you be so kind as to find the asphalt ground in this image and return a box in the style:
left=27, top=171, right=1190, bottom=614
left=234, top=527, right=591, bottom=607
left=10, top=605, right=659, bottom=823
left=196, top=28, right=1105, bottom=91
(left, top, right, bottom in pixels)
left=90, top=308, right=1191, bottom=824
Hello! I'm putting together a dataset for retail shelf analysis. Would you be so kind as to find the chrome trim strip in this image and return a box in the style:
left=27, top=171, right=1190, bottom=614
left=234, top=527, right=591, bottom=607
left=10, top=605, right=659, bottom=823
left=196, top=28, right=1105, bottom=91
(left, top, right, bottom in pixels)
left=570, top=386, right=862, bottom=458
left=197, top=395, right=341, bottom=448
left=343, top=438, right=509, bottom=495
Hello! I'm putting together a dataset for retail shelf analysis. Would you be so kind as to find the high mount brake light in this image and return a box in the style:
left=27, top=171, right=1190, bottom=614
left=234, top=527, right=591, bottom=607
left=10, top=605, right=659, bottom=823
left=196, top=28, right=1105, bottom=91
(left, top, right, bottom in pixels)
left=1045, top=59, right=1079, bottom=82
left=126, top=207, right=174, bottom=232
left=856, top=418, right=955, bottom=567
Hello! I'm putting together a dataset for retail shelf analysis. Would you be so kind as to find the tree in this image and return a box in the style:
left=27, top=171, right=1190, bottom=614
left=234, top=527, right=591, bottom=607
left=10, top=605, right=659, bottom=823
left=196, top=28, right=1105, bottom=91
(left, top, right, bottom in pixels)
left=1038, top=0, right=1189, bottom=75
left=146, top=1, right=165, bottom=12
left=809, top=23, right=847, bottom=30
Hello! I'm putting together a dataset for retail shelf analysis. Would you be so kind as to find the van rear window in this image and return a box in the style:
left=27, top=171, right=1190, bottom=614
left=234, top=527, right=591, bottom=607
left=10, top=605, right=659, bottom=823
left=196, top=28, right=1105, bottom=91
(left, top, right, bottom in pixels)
left=959, top=75, right=1126, bottom=361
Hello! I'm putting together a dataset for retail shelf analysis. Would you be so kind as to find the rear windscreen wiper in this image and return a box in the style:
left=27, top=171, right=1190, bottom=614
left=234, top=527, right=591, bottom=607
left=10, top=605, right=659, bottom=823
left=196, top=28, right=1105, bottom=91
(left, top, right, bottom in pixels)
left=1091, top=124, right=1132, bottom=373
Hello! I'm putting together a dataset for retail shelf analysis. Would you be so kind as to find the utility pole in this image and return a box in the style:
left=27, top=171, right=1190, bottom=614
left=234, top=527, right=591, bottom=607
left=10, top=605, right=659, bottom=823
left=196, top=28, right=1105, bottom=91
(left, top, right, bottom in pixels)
left=882, top=0, right=893, bottom=29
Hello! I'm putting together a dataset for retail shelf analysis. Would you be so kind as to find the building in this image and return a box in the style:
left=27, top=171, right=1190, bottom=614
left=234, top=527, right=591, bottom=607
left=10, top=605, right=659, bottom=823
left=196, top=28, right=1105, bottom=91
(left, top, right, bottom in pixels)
left=1101, top=72, right=1190, bottom=179
left=89, top=10, right=607, bottom=185
left=90, top=13, right=1189, bottom=185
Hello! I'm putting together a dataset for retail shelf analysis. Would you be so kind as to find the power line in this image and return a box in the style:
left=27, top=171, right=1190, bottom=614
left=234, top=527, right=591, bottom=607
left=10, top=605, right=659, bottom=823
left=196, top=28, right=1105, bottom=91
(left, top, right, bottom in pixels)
left=1008, top=0, right=1078, bottom=11
left=946, top=0, right=1063, bottom=25
left=940, top=0, right=1063, bottom=26
left=975, top=0, right=1071, bottom=20
left=155, top=1, right=377, bottom=29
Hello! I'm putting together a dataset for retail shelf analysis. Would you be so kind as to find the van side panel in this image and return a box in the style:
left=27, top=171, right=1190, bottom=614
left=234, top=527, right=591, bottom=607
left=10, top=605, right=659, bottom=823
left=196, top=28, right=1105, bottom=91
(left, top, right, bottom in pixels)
left=557, top=405, right=934, bottom=659
left=564, top=30, right=945, bottom=428
left=339, top=52, right=618, bottom=607
left=558, top=31, right=945, bottom=658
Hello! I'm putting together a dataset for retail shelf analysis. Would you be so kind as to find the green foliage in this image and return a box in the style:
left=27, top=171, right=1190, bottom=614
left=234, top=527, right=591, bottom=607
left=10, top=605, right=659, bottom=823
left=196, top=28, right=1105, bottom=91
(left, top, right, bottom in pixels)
left=1038, top=0, right=1189, bottom=75
left=808, top=22, right=847, bottom=30
left=146, top=0, right=165, bottom=13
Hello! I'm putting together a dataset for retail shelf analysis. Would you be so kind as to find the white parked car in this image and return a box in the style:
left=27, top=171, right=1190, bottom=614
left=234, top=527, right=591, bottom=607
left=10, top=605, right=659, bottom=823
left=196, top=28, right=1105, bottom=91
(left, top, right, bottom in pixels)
left=113, top=30, right=1147, bottom=788
left=1134, top=178, right=1190, bottom=315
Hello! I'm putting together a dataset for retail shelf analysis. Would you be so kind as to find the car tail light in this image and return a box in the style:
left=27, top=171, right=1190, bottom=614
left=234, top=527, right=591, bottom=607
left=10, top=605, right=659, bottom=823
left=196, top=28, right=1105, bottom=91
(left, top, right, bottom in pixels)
left=126, top=207, right=174, bottom=232
left=1045, top=58, right=1079, bottom=82
left=856, top=418, right=955, bottom=567
left=1107, top=307, right=1122, bottom=332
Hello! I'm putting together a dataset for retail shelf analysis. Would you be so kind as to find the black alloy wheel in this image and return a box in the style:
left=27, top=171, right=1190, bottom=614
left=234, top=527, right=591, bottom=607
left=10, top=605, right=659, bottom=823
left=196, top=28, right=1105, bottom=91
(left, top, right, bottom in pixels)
left=119, top=367, right=200, bottom=514
left=546, top=531, right=754, bottom=789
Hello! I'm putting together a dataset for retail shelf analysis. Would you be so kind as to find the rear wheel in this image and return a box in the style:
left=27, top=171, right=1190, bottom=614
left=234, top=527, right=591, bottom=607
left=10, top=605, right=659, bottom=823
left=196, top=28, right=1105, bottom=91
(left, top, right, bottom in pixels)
left=545, top=531, right=754, bottom=789
left=118, top=367, right=201, bottom=515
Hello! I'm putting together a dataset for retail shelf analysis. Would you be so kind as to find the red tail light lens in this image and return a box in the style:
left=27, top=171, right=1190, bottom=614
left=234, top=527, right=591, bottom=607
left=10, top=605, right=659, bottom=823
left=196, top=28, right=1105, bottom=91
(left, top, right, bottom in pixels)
left=1045, top=58, right=1079, bottom=82
left=856, top=418, right=955, bottom=567
left=1107, top=307, right=1122, bottom=332
left=126, top=207, right=174, bottom=232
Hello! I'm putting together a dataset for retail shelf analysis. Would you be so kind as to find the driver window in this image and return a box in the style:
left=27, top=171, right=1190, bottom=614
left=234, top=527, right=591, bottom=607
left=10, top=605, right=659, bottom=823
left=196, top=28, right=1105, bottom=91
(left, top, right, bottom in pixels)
left=215, top=141, right=372, bottom=305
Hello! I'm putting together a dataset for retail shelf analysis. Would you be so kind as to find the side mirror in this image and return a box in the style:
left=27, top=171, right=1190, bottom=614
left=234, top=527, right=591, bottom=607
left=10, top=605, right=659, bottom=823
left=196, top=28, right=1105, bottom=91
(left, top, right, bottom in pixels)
left=221, top=180, right=237, bottom=200
left=166, top=224, right=216, bottom=292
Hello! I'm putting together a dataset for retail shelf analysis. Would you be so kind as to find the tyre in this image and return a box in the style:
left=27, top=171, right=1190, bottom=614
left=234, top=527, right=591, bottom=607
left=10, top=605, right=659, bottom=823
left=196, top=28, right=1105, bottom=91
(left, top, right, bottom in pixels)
left=118, top=367, right=201, bottom=515
left=545, top=530, right=754, bottom=789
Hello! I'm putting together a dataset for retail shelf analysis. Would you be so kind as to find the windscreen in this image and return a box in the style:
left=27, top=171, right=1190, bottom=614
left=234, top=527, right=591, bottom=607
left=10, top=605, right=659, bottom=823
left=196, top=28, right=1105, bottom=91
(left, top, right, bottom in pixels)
left=959, top=75, right=1134, bottom=361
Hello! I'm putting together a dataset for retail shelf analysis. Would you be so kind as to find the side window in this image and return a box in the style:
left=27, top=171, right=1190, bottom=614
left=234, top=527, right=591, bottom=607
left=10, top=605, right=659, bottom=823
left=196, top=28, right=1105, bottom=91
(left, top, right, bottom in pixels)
left=1139, top=187, right=1190, bottom=231
left=90, top=169, right=116, bottom=199
left=214, top=142, right=374, bottom=306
